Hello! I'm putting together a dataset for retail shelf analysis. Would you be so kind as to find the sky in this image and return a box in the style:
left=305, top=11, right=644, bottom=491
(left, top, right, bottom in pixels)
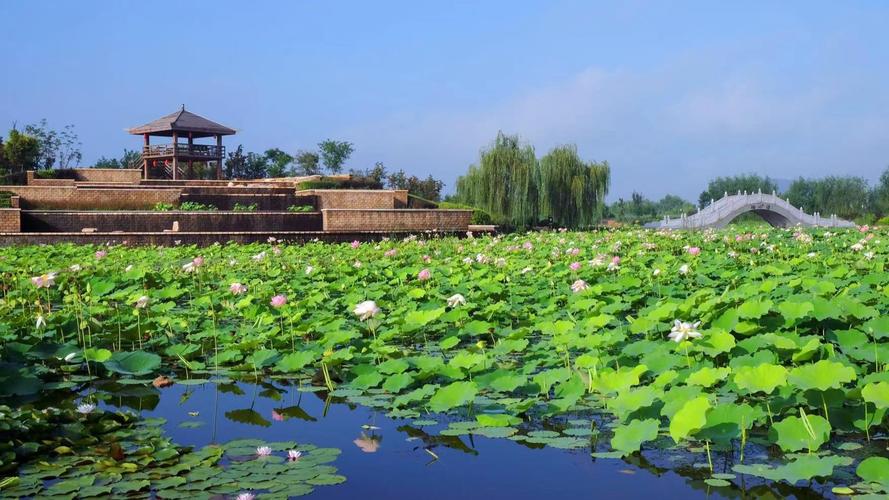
left=2, top=1, right=888, bottom=201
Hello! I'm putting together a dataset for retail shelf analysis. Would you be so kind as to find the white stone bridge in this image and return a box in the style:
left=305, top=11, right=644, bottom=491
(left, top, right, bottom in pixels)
left=644, top=191, right=856, bottom=230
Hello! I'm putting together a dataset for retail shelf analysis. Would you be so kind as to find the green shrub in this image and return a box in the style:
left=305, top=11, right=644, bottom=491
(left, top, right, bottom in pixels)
left=152, top=202, right=175, bottom=211
left=287, top=204, right=315, bottom=212
left=0, top=191, right=12, bottom=208
left=297, top=180, right=340, bottom=190
left=877, top=216, right=889, bottom=226
left=232, top=203, right=258, bottom=212
left=179, top=201, right=218, bottom=211
left=439, top=201, right=494, bottom=225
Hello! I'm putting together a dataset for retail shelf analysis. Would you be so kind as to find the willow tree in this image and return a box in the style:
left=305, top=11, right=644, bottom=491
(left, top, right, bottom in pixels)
left=455, top=132, right=539, bottom=227
left=538, top=145, right=610, bottom=228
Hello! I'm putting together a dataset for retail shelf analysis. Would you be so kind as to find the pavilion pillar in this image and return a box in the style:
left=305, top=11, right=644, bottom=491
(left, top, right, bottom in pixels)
left=187, top=132, right=194, bottom=179
left=171, top=132, right=179, bottom=180
left=143, top=134, right=150, bottom=179
left=216, top=134, right=223, bottom=180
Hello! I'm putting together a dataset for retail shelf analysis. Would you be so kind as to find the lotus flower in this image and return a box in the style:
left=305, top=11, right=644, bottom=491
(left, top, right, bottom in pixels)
left=69, top=264, right=81, bottom=272
left=95, top=250, right=107, bottom=260
left=230, top=283, right=247, bottom=295
left=36, top=315, right=46, bottom=329
left=305, top=265, right=314, bottom=274
left=447, top=294, right=466, bottom=308
left=76, top=403, right=96, bottom=415
left=288, top=449, right=303, bottom=461
left=31, top=272, right=58, bottom=288
left=679, top=264, right=689, bottom=274
left=571, top=279, right=589, bottom=293
left=418, top=268, right=431, bottom=281
left=270, top=295, right=287, bottom=308
left=669, top=320, right=702, bottom=343
left=135, top=296, right=150, bottom=309
left=523, top=241, right=533, bottom=250
left=272, top=409, right=284, bottom=421
left=353, top=300, right=380, bottom=321
left=652, top=268, right=661, bottom=276
left=384, top=249, right=397, bottom=257
left=236, top=493, right=256, bottom=500
left=351, top=240, right=360, bottom=249
left=569, top=261, right=581, bottom=271
left=256, top=446, right=273, bottom=457
left=687, top=246, right=701, bottom=256
left=252, top=251, right=267, bottom=261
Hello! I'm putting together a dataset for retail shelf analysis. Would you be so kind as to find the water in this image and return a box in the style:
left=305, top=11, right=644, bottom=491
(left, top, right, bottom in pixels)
left=88, top=378, right=826, bottom=499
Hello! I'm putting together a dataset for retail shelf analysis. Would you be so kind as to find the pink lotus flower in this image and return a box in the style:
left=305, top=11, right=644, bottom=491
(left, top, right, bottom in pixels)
left=418, top=268, right=431, bottom=281
left=351, top=240, right=360, bottom=249
left=860, top=225, right=870, bottom=233
left=272, top=409, right=284, bottom=421
left=422, top=255, right=431, bottom=263
left=569, top=261, right=581, bottom=271
left=230, top=282, right=247, bottom=295
left=571, top=279, right=589, bottom=293
left=353, top=300, right=381, bottom=321
left=611, top=256, right=621, bottom=265
left=256, top=446, right=272, bottom=457
left=236, top=493, right=256, bottom=500
left=270, top=295, right=287, bottom=308
left=134, top=296, right=150, bottom=309
left=687, top=247, right=701, bottom=256
left=288, top=449, right=303, bottom=461
left=95, top=250, right=107, bottom=260
left=523, top=241, right=533, bottom=250
left=31, top=272, right=58, bottom=288
left=192, top=256, right=204, bottom=267
left=384, top=249, right=397, bottom=257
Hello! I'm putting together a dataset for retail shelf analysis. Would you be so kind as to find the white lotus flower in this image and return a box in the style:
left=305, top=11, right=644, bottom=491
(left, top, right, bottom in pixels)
left=447, top=294, right=466, bottom=308
left=256, top=446, right=273, bottom=457
left=36, top=315, right=46, bottom=329
left=69, top=264, right=82, bottom=272
left=353, top=300, right=381, bottom=321
left=76, top=403, right=96, bottom=415
left=288, top=449, right=303, bottom=461
left=679, top=264, right=689, bottom=275
left=669, top=320, right=702, bottom=343
left=135, top=296, right=150, bottom=309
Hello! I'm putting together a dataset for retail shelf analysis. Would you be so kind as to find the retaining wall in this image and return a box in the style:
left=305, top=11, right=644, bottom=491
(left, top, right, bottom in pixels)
left=1, top=186, right=181, bottom=210
left=322, top=209, right=472, bottom=232
left=179, top=193, right=316, bottom=211
left=299, top=189, right=408, bottom=209
left=21, top=211, right=322, bottom=233
left=27, top=169, right=142, bottom=184
left=0, top=208, right=20, bottom=232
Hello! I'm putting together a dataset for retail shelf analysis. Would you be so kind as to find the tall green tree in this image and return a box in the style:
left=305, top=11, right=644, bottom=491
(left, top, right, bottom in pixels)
left=3, top=129, right=40, bottom=176
left=871, top=166, right=889, bottom=218
left=698, top=174, right=778, bottom=207
left=294, top=150, right=321, bottom=176
left=224, top=145, right=268, bottom=179
left=455, top=132, right=539, bottom=228
left=263, top=148, right=293, bottom=178
left=24, top=119, right=82, bottom=169
left=538, top=145, right=610, bottom=227
left=318, top=140, right=354, bottom=174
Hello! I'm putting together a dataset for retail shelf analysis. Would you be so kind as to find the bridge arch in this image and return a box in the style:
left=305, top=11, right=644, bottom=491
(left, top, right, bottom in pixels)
left=644, top=192, right=856, bottom=230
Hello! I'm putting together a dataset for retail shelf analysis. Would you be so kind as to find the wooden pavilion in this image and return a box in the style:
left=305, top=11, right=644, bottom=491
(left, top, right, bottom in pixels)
left=128, top=106, right=236, bottom=180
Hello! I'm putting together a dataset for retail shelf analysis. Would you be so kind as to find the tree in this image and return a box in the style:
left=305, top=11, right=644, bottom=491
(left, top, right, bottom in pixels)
left=454, top=132, right=539, bottom=228
left=294, top=150, right=321, bottom=176
left=318, top=140, right=354, bottom=174
left=538, top=145, right=610, bottom=228
left=224, top=145, right=247, bottom=179
left=386, top=168, right=445, bottom=201
left=264, top=148, right=293, bottom=178
left=872, top=166, right=889, bottom=218
left=698, top=174, right=778, bottom=207
left=24, top=119, right=82, bottom=169
left=3, top=129, right=40, bottom=175
left=94, top=149, right=140, bottom=169
left=785, top=175, right=872, bottom=220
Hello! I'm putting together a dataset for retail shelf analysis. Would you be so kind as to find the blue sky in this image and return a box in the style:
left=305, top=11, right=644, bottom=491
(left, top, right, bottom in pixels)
left=2, top=1, right=888, bottom=200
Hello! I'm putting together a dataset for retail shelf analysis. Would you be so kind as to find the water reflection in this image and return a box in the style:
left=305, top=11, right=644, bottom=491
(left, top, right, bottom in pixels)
left=79, top=378, right=832, bottom=499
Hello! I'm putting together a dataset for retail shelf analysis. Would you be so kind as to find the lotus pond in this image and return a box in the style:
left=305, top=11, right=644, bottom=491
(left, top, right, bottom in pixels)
left=1, top=228, right=889, bottom=498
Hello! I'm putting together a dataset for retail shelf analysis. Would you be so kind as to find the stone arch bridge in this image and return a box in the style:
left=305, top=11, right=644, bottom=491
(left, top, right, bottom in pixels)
left=644, top=191, right=856, bottom=230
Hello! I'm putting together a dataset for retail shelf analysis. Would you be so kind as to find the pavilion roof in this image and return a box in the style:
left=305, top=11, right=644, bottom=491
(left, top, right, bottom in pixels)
left=127, top=106, right=236, bottom=138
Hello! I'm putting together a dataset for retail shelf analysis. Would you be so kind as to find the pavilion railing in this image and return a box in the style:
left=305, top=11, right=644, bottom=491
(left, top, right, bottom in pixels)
left=143, top=144, right=224, bottom=159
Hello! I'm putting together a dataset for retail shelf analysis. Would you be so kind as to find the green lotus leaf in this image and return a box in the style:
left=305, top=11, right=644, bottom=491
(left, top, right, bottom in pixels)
left=862, top=381, right=889, bottom=409
left=428, top=381, right=477, bottom=412
left=669, top=396, right=711, bottom=443
left=787, top=360, right=856, bottom=391
left=857, top=456, right=889, bottom=486
left=770, top=412, right=831, bottom=452
left=733, top=363, right=787, bottom=395
left=611, top=418, right=659, bottom=455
